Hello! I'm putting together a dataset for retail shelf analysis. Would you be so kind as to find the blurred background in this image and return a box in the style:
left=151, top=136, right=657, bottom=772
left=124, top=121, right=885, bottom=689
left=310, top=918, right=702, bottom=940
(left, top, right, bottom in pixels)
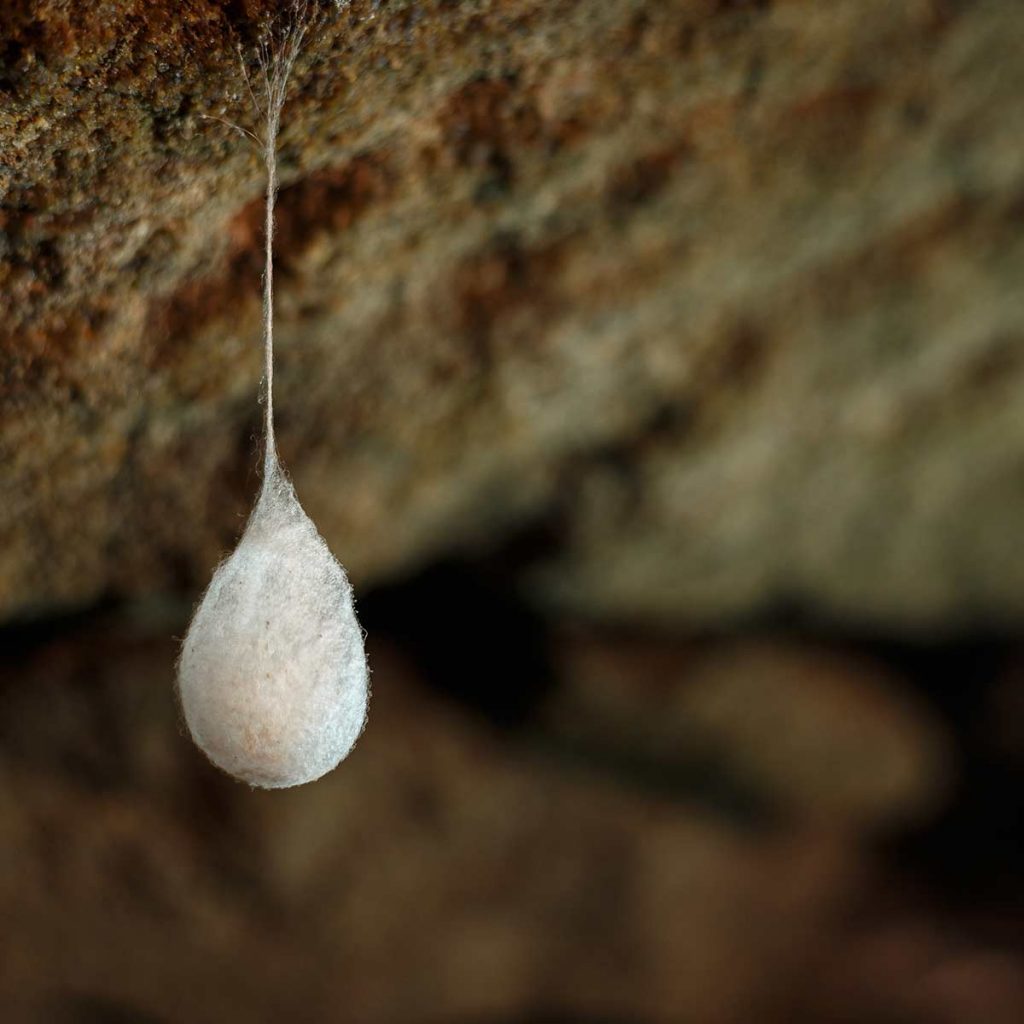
left=1, top=1, right=1022, bottom=1021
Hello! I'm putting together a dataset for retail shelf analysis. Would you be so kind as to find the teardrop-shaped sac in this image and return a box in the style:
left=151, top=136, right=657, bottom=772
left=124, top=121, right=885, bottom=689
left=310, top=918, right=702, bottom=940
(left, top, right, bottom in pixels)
left=178, top=467, right=368, bottom=789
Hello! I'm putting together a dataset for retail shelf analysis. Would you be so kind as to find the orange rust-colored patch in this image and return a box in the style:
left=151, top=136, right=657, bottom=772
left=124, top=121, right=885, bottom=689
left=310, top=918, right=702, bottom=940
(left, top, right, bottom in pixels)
left=454, top=232, right=575, bottom=357
left=806, top=193, right=980, bottom=319
left=772, top=84, right=882, bottom=163
left=608, top=138, right=695, bottom=209
left=955, top=335, right=1024, bottom=400
left=438, top=73, right=544, bottom=186
left=273, top=151, right=394, bottom=266
left=785, top=84, right=881, bottom=125
left=145, top=150, right=394, bottom=370
left=711, top=319, right=771, bottom=392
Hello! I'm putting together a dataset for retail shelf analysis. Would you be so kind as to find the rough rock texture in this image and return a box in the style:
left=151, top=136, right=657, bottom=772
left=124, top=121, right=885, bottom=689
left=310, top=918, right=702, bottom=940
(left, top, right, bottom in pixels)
left=2, top=0, right=1024, bottom=629
left=7, top=610, right=1018, bottom=1024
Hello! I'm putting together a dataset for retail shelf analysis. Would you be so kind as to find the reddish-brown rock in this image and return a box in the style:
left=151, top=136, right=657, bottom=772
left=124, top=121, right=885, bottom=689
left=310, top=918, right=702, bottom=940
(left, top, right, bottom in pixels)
left=1, top=1, right=1023, bottom=630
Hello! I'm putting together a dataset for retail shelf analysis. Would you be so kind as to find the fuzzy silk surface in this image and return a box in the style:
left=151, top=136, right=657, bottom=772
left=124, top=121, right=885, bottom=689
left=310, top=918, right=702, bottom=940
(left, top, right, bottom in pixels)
left=178, top=462, right=368, bottom=788
left=177, top=9, right=369, bottom=788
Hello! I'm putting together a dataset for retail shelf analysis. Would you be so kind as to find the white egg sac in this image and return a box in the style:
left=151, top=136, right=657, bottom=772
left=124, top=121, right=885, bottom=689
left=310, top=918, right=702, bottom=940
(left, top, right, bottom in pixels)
left=178, top=465, right=368, bottom=788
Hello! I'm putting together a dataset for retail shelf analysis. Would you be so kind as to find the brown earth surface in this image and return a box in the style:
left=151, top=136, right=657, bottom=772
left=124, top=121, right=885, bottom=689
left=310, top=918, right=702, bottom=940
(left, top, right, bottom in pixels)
left=1, top=0, right=1022, bottom=630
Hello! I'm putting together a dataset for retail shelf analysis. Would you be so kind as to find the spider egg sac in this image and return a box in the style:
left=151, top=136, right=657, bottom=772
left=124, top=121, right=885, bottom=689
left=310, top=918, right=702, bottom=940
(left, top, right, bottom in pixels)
left=178, top=465, right=368, bottom=788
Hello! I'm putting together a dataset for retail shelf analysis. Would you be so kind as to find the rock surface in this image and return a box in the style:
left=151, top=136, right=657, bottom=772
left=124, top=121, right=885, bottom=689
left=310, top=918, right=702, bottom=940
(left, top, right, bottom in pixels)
left=2, top=0, right=1023, bottom=628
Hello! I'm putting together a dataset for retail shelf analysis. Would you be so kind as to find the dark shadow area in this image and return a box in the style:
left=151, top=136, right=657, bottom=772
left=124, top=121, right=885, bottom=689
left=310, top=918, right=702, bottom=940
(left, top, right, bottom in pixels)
left=359, top=558, right=558, bottom=730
